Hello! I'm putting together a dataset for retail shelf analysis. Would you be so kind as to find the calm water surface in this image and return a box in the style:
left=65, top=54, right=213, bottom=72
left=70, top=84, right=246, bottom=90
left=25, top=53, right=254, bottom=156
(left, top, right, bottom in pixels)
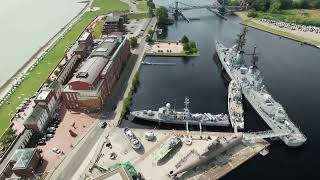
left=121, top=1, right=320, bottom=179
left=0, top=0, right=86, bottom=86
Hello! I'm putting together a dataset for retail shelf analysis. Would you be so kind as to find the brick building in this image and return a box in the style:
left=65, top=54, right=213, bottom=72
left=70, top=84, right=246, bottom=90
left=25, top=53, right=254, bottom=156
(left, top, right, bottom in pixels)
left=102, top=12, right=128, bottom=35
left=62, top=35, right=130, bottom=110
left=74, top=31, right=94, bottom=58
left=0, top=148, right=41, bottom=179
left=23, top=82, right=62, bottom=132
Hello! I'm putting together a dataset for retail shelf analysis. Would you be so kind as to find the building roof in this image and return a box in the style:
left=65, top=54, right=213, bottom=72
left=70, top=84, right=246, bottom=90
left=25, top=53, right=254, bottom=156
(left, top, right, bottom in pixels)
left=49, top=81, right=60, bottom=90
left=79, top=31, right=91, bottom=41
left=35, top=90, right=51, bottom=101
left=10, top=148, right=36, bottom=169
left=93, top=167, right=132, bottom=180
left=90, top=37, right=119, bottom=58
left=24, top=105, right=46, bottom=125
left=105, top=16, right=121, bottom=23
left=69, top=56, right=108, bottom=86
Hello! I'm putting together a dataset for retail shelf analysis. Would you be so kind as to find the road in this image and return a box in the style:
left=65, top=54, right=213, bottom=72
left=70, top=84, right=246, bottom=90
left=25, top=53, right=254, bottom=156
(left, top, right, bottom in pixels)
left=49, top=124, right=103, bottom=180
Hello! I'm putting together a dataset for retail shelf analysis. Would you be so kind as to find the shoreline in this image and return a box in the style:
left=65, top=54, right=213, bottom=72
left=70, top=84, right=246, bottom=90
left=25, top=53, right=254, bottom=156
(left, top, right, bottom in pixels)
left=0, top=0, right=92, bottom=99
left=235, top=12, right=320, bottom=48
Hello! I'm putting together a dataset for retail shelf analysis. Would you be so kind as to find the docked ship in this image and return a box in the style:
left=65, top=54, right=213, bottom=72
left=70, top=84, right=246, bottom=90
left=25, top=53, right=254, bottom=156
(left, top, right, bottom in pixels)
left=154, top=136, right=181, bottom=162
left=130, top=98, right=230, bottom=127
left=215, top=27, right=307, bottom=147
left=169, top=133, right=243, bottom=177
left=124, top=127, right=141, bottom=149
left=228, top=80, right=244, bottom=129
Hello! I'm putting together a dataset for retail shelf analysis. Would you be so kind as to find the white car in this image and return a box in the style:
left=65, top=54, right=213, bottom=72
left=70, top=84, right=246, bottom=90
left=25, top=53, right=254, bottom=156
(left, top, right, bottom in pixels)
left=47, top=127, right=56, bottom=131
left=46, top=134, right=54, bottom=138
left=52, top=147, right=61, bottom=154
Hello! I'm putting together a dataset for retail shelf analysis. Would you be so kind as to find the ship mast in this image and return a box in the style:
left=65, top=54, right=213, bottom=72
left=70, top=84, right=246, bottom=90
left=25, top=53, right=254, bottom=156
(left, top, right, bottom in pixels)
left=184, top=97, right=191, bottom=118
left=236, top=27, right=248, bottom=52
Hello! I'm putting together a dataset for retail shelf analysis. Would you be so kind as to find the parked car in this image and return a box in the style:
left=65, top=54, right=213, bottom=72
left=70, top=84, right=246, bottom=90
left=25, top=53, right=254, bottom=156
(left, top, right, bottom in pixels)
left=46, top=134, right=54, bottom=138
left=48, top=123, right=58, bottom=128
left=47, top=130, right=55, bottom=134
left=100, top=122, right=107, bottom=128
left=40, top=137, right=48, bottom=141
left=37, top=140, right=46, bottom=145
left=52, top=147, right=61, bottom=154
left=47, top=127, right=56, bottom=131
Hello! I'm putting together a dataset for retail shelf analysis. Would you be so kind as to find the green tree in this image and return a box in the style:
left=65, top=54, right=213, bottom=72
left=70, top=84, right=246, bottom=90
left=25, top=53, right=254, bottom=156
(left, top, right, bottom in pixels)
left=183, top=43, right=190, bottom=51
left=130, top=37, right=138, bottom=48
left=190, top=41, right=196, bottom=49
left=247, top=9, right=258, bottom=17
left=181, top=35, right=189, bottom=44
left=270, top=0, right=281, bottom=13
left=149, top=2, right=155, bottom=9
left=146, top=35, right=153, bottom=43
left=156, top=6, right=169, bottom=26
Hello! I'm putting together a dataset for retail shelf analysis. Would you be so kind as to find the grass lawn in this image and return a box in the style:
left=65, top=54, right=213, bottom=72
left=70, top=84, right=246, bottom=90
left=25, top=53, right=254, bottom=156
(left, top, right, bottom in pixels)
left=0, top=0, right=128, bottom=135
left=92, top=19, right=105, bottom=39
left=136, top=1, right=149, bottom=12
left=235, top=11, right=320, bottom=46
left=128, top=13, right=149, bottom=19
left=256, top=9, right=320, bottom=26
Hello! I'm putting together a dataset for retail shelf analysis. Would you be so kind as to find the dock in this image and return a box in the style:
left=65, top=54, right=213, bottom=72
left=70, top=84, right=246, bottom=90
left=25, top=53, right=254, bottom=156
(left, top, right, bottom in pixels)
left=86, top=128, right=269, bottom=180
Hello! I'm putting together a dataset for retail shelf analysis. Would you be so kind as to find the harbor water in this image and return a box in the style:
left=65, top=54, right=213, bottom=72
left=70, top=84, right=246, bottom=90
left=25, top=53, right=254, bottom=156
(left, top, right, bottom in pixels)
left=120, top=1, right=320, bottom=179
left=0, top=0, right=86, bottom=87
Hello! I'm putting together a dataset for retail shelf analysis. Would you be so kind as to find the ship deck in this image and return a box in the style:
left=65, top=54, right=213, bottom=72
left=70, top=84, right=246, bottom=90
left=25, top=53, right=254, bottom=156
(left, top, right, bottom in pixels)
left=228, top=80, right=244, bottom=129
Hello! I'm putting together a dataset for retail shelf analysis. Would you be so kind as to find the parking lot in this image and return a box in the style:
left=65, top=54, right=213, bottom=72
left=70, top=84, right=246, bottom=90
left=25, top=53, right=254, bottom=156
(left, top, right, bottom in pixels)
left=37, top=106, right=96, bottom=172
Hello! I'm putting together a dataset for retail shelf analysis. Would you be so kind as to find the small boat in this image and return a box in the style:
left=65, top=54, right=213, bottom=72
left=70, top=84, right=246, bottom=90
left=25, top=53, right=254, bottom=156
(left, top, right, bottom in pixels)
left=228, top=80, right=244, bottom=129
left=124, top=127, right=141, bottom=149
left=154, top=136, right=181, bottom=162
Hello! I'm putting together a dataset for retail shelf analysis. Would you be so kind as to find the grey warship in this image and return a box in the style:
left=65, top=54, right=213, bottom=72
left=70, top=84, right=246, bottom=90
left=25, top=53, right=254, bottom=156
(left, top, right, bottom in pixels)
left=215, top=28, right=306, bottom=147
left=131, top=98, right=230, bottom=127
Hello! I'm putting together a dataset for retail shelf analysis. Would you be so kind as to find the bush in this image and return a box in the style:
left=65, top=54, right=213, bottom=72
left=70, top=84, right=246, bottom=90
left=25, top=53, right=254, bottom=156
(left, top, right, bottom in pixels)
left=0, top=128, right=17, bottom=145
left=248, top=9, right=258, bottom=18
left=130, top=37, right=138, bottom=48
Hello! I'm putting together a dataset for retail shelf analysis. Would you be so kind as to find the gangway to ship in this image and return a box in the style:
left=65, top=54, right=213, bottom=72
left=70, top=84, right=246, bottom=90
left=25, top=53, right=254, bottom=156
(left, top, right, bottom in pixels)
left=244, top=130, right=290, bottom=140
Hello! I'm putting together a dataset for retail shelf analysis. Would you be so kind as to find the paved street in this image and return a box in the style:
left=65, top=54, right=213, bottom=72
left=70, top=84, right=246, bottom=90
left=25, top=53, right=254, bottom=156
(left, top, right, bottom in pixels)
left=49, top=124, right=104, bottom=180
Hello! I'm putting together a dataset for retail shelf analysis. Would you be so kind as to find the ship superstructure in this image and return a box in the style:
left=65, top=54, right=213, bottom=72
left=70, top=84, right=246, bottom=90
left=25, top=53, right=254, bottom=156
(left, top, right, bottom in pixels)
left=131, top=98, right=230, bottom=127
left=228, top=80, right=244, bottom=130
left=215, top=28, right=306, bottom=147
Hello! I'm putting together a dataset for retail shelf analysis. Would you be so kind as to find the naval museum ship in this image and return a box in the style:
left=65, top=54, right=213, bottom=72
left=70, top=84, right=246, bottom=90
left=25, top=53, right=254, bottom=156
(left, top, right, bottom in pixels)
left=131, top=97, right=230, bottom=127
left=215, top=27, right=306, bottom=147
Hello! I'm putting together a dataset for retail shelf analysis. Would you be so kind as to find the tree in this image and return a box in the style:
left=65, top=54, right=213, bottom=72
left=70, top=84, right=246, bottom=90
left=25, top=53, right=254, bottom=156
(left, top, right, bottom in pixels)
left=156, top=6, right=169, bottom=26
left=148, top=29, right=154, bottom=36
left=247, top=9, right=258, bottom=17
left=149, top=2, right=155, bottom=9
left=181, top=35, right=189, bottom=44
left=146, top=35, right=153, bottom=43
left=270, top=0, right=281, bottom=13
left=130, top=37, right=138, bottom=48
left=183, top=43, right=190, bottom=51
left=190, top=41, right=196, bottom=49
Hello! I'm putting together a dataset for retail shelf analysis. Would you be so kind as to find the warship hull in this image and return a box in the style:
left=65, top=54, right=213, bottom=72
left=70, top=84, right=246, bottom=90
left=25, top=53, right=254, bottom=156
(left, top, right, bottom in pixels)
left=131, top=111, right=230, bottom=127
left=216, top=41, right=306, bottom=147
